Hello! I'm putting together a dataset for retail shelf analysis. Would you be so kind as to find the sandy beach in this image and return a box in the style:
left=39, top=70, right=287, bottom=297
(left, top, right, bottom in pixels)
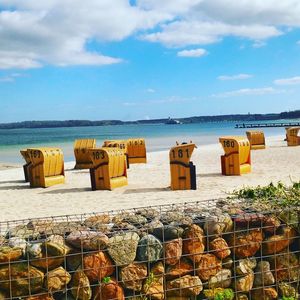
left=0, top=135, right=299, bottom=221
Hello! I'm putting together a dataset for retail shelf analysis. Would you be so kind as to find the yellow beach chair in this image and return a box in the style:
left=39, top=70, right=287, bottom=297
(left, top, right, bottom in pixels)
left=74, top=139, right=96, bottom=169
left=219, top=136, right=251, bottom=175
left=103, top=140, right=129, bottom=168
left=89, top=148, right=127, bottom=190
left=285, top=127, right=300, bottom=146
left=169, top=143, right=196, bottom=190
left=20, top=149, right=32, bottom=182
left=246, top=131, right=266, bottom=150
left=27, top=148, right=65, bottom=188
left=127, top=138, right=147, bottom=164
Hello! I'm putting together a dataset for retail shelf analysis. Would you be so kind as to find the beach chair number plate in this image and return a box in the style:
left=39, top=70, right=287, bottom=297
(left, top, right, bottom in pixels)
left=93, top=151, right=105, bottom=160
left=171, top=148, right=189, bottom=159
left=223, top=140, right=235, bottom=148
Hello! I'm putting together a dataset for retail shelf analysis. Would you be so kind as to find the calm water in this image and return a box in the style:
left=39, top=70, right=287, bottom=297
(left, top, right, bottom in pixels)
left=0, top=121, right=293, bottom=163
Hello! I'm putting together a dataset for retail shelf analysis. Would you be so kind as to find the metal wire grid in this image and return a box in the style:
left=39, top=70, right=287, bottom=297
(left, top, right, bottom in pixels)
left=0, top=199, right=298, bottom=299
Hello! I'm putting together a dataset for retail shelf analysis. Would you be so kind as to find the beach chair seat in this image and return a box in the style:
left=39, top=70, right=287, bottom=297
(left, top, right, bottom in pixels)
left=246, top=130, right=266, bottom=150
left=74, top=139, right=96, bottom=169
left=20, top=149, right=31, bottom=182
left=89, top=148, right=127, bottom=190
left=169, top=143, right=196, bottom=190
left=27, top=148, right=65, bottom=188
left=103, top=140, right=129, bottom=168
left=285, top=127, right=300, bottom=146
left=127, top=138, right=147, bottom=164
left=219, top=137, right=251, bottom=176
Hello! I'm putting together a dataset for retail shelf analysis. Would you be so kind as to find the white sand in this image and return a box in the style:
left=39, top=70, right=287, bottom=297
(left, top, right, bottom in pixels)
left=0, top=135, right=299, bottom=221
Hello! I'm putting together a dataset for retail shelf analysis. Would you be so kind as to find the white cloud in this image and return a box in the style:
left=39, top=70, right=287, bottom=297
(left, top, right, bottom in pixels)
left=297, top=40, right=300, bottom=45
left=0, top=76, right=14, bottom=83
left=177, top=48, right=208, bottom=57
left=146, top=88, right=155, bottom=93
left=274, top=76, right=300, bottom=85
left=212, top=87, right=285, bottom=98
left=218, top=74, right=253, bottom=81
left=1, top=0, right=300, bottom=69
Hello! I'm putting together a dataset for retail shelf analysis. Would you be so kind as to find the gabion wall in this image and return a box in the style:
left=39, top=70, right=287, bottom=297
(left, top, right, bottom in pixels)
left=0, top=199, right=299, bottom=299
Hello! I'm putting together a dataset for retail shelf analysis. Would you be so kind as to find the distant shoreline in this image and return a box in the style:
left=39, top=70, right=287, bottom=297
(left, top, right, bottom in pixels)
left=0, top=110, right=299, bottom=130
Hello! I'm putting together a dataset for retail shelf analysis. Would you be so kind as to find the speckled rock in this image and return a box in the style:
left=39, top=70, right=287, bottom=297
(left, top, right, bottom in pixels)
left=204, top=212, right=233, bottom=236
left=208, top=269, right=232, bottom=289
left=83, top=251, right=114, bottom=283
left=108, top=232, right=139, bottom=266
left=234, top=212, right=265, bottom=228
left=136, top=208, right=160, bottom=220
left=152, top=225, right=184, bottom=241
left=209, top=237, right=231, bottom=259
left=251, top=287, right=278, bottom=300
left=263, top=215, right=281, bottom=233
left=166, top=259, right=193, bottom=279
left=8, top=237, right=27, bottom=254
left=66, top=230, right=109, bottom=250
left=263, top=226, right=296, bottom=255
left=151, top=261, right=165, bottom=275
left=229, top=229, right=263, bottom=258
left=236, top=272, right=254, bottom=292
left=44, top=267, right=71, bottom=293
left=0, top=246, right=22, bottom=263
left=182, top=224, right=205, bottom=263
left=278, top=282, right=298, bottom=298
left=142, top=274, right=164, bottom=300
left=137, top=234, right=162, bottom=263
left=0, top=263, right=44, bottom=297
left=166, top=275, right=203, bottom=297
left=270, top=251, right=299, bottom=281
left=120, top=262, right=147, bottom=291
left=70, top=269, right=92, bottom=300
left=235, top=258, right=257, bottom=275
left=83, top=214, right=111, bottom=229
left=30, top=239, right=70, bottom=270
left=164, top=238, right=182, bottom=265
left=93, top=278, right=125, bottom=300
left=253, top=261, right=275, bottom=286
left=196, top=254, right=222, bottom=281
left=123, top=214, right=148, bottom=226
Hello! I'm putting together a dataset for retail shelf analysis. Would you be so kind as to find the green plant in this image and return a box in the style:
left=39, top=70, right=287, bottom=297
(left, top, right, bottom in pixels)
left=214, top=288, right=234, bottom=300
left=281, top=297, right=296, bottom=300
left=102, top=276, right=111, bottom=284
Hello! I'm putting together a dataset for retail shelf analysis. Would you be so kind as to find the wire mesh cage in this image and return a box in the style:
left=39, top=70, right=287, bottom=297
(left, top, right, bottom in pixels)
left=0, top=199, right=299, bottom=299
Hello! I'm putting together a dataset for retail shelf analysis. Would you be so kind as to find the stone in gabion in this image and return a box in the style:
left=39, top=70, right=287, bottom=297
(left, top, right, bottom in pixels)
left=152, top=225, right=184, bottom=241
left=208, top=269, right=232, bottom=289
left=182, top=224, right=205, bottom=263
left=66, top=230, right=109, bottom=250
left=0, top=246, right=22, bottom=263
left=137, top=234, right=162, bottom=263
left=93, top=278, right=124, bottom=300
left=166, top=275, right=203, bottom=297
left=253, top=261, right=275, bottom=287
left=120, top=262, right=147, bottom=291
left=196, top=254, right=222, bottom=281
left=209, top=237, right=231, bottom=259
left=204, top=211, right=233, bottom=236
left=108, top=232, right=139, bottom=266
left=70, top=269, right=92, bottom=300
left=166, top=258, right=193, bottom=279
left=83, top=251, right=114, bottom=283
left=251, top=287, right=278, bottom=300
left=44, top=267, right=71, bottom=292
left=0, top=263, right=44, bottom=297
left=236, top=272, right=254, bottom=292
left=164, top=238, right=182, bottom=266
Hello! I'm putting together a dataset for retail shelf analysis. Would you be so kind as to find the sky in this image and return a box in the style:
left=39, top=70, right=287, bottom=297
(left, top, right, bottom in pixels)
left=0, top=0, right=300, bottom=122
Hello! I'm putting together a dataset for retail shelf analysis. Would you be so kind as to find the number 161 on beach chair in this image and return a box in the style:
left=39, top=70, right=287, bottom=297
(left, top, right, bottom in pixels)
left=169, top=143, right=197, bottom=190
left=219, top=137, right=251, bottom=176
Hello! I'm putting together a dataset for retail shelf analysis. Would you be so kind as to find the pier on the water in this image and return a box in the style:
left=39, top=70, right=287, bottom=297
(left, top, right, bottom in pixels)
left=235, top=122, right=300, bottom=129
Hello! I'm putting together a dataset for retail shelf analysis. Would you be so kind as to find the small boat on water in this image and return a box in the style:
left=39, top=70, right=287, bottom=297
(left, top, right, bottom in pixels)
left=165, top=117, right=182, bottom=125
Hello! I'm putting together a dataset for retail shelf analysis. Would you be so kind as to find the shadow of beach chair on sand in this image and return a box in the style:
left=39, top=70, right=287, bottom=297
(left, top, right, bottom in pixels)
left=20, top=149, right=32, bottom=182
left=89, top=148, right=128, bottom=190
left=169, top=143, right=197, bottom=190
left=219, top=136, right=251, bottom=176
left=246, top=130, right=266, bottom=150
left=74, top=139, right=96, bottom=169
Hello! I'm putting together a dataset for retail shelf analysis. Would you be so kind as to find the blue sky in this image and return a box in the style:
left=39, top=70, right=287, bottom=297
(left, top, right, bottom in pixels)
left=0, top=0, right=300, bottom=122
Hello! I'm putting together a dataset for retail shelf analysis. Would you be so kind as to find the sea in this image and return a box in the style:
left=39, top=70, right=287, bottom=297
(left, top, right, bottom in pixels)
left=0, top=120, right=297, bottom=163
